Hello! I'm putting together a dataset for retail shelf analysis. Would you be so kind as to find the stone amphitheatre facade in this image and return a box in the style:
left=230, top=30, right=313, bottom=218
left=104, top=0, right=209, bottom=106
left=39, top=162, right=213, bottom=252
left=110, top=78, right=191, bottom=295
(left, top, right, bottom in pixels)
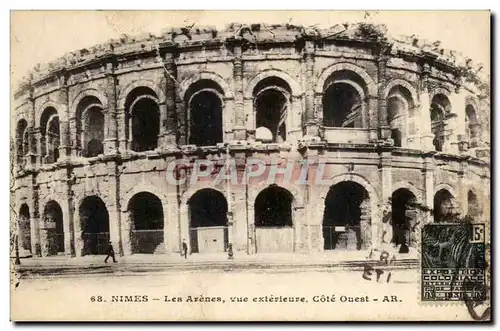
left=12, top=23, right=490, bottom=258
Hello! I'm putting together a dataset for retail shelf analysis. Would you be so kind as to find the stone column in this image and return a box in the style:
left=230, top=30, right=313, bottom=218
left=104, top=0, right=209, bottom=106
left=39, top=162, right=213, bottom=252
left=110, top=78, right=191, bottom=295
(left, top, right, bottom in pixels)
left=58, top=84, right=71, bottom=160
left=376, top=149, right=392, bottom=249
left=62, top=182, right=74, bottom=256
left=117, top=109, right=128, bottom=155
left=162, top=51, right=177, bottom=147
left=165, top=188, right=180, bottom=254
left=25, top=90, right=37, bottom=168
left=419, top=68, right=434, bottom=150
left=29, top=183, right=41, bottom=256
left=107, top=162, right=123, bottom=256
left=367, top=96, right=379, bottom=142
left=360, top=199, right=371, bottom=250
left=377, top=56, right=391, bottom=140
left=304, top=40, right=318, bottom=136
left=120, top=209, right=132, bottom=256
left=233, top=44, right=245, bottom=140
left=449, top=86, right=467, bottom=153
left=104, top=63, right=118, bottom=155
left=422, top=155, right=435, bottom=223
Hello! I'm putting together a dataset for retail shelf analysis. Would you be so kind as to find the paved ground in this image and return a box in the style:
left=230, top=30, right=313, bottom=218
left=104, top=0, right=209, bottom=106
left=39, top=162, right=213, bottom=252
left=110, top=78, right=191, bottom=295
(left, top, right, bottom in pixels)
left=13, top=245, right=420, bottom=277
left=10, top=268, right=476, bottom=321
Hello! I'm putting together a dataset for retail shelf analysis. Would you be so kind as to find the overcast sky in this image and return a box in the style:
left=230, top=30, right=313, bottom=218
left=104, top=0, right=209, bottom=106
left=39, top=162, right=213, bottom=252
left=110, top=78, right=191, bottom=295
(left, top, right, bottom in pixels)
left=10, top=10, right=490, bottom=85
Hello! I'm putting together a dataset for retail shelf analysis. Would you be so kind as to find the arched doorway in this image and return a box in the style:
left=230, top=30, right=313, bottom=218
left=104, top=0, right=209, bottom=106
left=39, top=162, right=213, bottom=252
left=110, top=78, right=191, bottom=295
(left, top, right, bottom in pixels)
left=186, top=80, right=224, bottom=146
left=80, top=196, right=110, bottom=255
left=18, top=204, right=31, bottom=254
left=391, top=189, right=418, bottom=248
left=322, top=70, right=368, bottom=128
left=76, top=96, right=105, bottom=157
left=323, top=181, right=369, bottom=250
left=16, top=119, right=28, bottom=166
left=43, top=201, right=64, bottom=255
left=253, top=77, right=291, bottom=143
left=40, top=107, right=60, bottom=164
left=125, top=87, right=160, bottom=152
left=466, top=105, right=480, bottom=148
left=430, top=94, right=451, bottom=152
left=254, top=185, right=294, bottom=253
left=434, top=189, right=455, bottom=223
left=128, top=192, right=164, bottom=254
left=188, top=189, right=228, bottom=254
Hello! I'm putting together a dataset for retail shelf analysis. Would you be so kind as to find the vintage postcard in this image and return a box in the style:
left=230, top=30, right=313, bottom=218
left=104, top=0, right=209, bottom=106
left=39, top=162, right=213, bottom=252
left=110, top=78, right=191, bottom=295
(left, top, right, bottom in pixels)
left=9, top=10, right=491, bottom=321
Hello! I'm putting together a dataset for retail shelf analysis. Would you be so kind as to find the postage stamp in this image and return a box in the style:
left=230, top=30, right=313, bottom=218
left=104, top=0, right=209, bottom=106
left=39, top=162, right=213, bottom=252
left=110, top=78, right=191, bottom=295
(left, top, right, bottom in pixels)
left=421, top=223, right=487, bottom=302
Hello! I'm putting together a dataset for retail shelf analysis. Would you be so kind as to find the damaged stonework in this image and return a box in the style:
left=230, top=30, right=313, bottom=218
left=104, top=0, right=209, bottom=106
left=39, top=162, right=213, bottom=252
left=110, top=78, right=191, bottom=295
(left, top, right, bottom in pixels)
left=11, top=22, right=490, bottom=260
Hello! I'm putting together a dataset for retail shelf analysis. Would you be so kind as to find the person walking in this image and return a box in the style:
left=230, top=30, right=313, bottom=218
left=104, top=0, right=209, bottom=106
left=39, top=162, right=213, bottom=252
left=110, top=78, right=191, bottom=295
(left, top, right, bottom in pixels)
left=182, top=239, right=188, bottom=259
left=104, top=241, right=117, bottom=263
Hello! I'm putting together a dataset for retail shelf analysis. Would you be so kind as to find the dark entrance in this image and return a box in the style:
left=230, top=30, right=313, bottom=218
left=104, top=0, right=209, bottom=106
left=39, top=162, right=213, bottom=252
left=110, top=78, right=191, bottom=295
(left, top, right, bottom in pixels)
left=254, top=185, right=294, bottom=252
left=128, top=192, right=164, bottom=254
left=80, top=196, right=110, bottom=255
left=323, top=182, right=368, bottom=250
left=188, top=189, right=228, bottom=253
left=44, top=200, right=64, bottom=255
left=434, top=189, right=455, bottom=223
left=189, top=91, right=223, bottom=146
left=18, top=204, right=31, bottom=253
left=391, top=189, right=417, bottom=247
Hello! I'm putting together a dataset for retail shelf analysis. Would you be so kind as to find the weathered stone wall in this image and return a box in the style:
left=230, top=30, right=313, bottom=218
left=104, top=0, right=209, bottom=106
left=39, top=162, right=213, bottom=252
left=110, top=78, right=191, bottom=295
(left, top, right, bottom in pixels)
left=12, top=23, right=490, bottom=257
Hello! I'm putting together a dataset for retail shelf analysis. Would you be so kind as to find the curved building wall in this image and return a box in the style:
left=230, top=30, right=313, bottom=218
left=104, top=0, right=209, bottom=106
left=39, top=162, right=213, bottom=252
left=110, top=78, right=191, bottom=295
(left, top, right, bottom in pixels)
left=12, top=23, right=490, bottom=257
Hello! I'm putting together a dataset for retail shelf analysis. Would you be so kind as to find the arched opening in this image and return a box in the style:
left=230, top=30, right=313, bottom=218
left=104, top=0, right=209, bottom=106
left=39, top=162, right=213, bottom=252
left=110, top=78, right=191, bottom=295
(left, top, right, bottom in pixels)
left=128, top=192, right=164, bottom=254
left=43, top=200, right=64, bottom=255
left=76, top=96, right=105, bottom=157
left=322, top=71, right=366, bottom=128
left=387, top=86, right=414, bottom=147
left=254, top=185, right=294, bottom=252
left=186, top=80, right=224, bottom=146
left=79, top=196, right=110, bottom=255
left=323, top=181, right=369, bottom=250
left=431, top=94, right=451, bottom=152
left=253, top=77, right=291, bottom=143
left=188, top=189, right=228, bottom=253
left=125, top=87, right=160, bottom=152
left=18, top=204, right=31, bottom=254
left=40, top=107, right=60, bottom=164
left=15, top=119, right=28, bottom=165
left=467, top=190, right=480, bottom=218
left=466, top=105, right=480, bottom=148
left=391, top=188, right=417, bottom=248
left=434, top=189, right=455, bottom=223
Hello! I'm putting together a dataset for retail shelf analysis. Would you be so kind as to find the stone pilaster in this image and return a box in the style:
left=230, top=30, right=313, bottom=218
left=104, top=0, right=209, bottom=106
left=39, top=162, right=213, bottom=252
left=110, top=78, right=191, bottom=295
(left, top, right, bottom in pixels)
left=106, top=162, right=123, bottom=256
left=162, top=51, right=177, bottom=147
left=304, top=40, right=318, bottom=136
left=376, top=149, right=392, bottom=249
left=360, top=199, right=371, bottom=249
left=457, top=160, right=468, bottom=217
left=367, top=96, right=379, bottom=142
left=378, top=56, right=390, bottom=140
left=422, top=154, right=435, bottom=223
left=419, top=66, right=434, bottom=150
left=104, top=62, right=118, bottom=154
left=449, top=86, right=467, bottom=153
left=62, top=178, right=74, bottom=256
left=58, top=82, right=71, bottom=160
left=29, top=182, right=41, bottom=256
left=117, top=109, right=128, bottom=155
left=233, top=44, right=246, bottom=140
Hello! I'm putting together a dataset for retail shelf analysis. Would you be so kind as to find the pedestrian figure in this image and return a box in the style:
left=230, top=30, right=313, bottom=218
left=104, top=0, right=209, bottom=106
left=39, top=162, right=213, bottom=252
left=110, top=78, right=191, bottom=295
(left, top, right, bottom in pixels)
left=182, top=239, right=188, bottom=259
left=104, top=241, right=117, bottom=263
